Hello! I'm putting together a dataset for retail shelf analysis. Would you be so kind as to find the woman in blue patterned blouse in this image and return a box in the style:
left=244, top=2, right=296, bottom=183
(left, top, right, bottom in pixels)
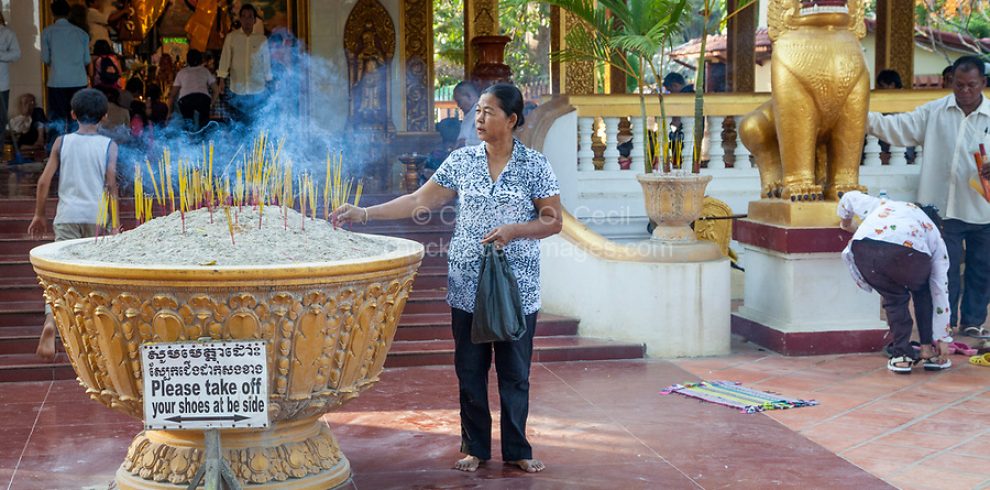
left=334, top=83, right=562, bottom=473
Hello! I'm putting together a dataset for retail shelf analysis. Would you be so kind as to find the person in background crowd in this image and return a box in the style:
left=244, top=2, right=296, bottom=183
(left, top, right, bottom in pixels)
left=170, top=49, right=216, bottom=131
left=85, top=0, right=130, bottom=49
left=42, top=0, right=90, bottom=139
left=0, top=10, right=21, bottom=160
left=89, top=40, right=122, bottom=90
left=663, top=72, right=695, bottom=94
left=9, top=94, right=47, bottom=161
left=453, top=80, right=480, bottom=147
left=146, top=84, right=169, bottom=126
left=119, top=76, right=143, bottom=110
left=876, top=69, right=903, bottom=90
left=217, top=3, right=271, bottom=125
left=97, top=87, right=130, bottom=133
left=868, top=56, right=990, bottom=340
left=67, top=3, right=90, bottom=36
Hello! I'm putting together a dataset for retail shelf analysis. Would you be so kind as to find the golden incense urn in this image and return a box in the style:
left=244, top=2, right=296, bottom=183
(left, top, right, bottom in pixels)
left=30, top=237, right=424, bottom=489
left=740, top=0, right=869, bottom=209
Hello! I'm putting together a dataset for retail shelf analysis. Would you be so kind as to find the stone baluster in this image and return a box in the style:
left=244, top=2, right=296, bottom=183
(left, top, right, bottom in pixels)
left=681, top=117, right=695, bottom=170
left=862, top=135, right=882, bottom=166
left=631, top=117, right=646, bottom=173
left=578, top=117, right=595, bottom=172
left=602, top=117, right=621, bottom=171
left=733, top=117, right=751, bottom=168
left=889, top=145, right=907, bottom=166
left=707, top=116, right=725, bottom=169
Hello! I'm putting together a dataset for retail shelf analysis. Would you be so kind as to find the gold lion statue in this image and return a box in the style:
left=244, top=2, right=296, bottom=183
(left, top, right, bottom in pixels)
left=739, top=0, right=869, bottom=201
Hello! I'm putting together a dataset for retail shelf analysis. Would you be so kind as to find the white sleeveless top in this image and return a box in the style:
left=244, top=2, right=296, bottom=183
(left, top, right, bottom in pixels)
left=54, top=133, right=111, bottom=225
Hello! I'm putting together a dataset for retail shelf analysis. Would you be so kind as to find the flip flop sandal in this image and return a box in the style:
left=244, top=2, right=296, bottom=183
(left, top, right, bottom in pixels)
left=888, top=356, right=914, bottom=374
left=923, top=357, right=952, bottom=371
left=969, top=353, right=990, bottom=367
left=947, top=341, right=977, bottom=356
left=961, top=326, right=990, bottom=339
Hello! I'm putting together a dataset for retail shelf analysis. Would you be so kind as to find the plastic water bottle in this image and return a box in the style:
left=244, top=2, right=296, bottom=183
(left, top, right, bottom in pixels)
left=879, top=189, right=888, bottom=200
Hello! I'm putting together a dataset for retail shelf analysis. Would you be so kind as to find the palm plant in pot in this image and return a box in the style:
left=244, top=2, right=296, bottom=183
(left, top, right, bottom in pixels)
left=545, top=0, right=751, bottom=243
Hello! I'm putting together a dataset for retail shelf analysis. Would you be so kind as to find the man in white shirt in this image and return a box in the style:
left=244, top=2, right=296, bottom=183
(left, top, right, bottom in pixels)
left=453, top=81, right=481, bottom=147
left=0, top=11, right=21, bottom=160
left=867, top=56, right=990, bottom=340
left=217, top=4, right=271, bottom=125
left=838, top=191, right=952, bottom=373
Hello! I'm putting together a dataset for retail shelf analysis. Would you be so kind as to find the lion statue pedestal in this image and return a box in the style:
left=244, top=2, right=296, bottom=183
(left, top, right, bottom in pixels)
left=730, top=0, right=886, bottom=355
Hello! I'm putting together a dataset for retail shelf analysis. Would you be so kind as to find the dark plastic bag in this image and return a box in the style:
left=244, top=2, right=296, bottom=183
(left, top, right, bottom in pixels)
left=471, top=243, right=527, bottom=344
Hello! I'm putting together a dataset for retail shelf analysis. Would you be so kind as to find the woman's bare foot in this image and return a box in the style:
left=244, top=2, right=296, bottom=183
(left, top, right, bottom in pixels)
left=453, top=455, right=483, bottom=472
left=35, top=316, right=56, bottom=362
left=507, top=459, right=546, bottom=473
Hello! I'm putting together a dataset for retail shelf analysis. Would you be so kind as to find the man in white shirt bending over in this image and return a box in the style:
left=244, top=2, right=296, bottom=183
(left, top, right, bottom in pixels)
left=867, top=56, right=990, bottom=340
left=217, top=3, right=271, bottom=126
left=453, top=81, right=481, bottom=147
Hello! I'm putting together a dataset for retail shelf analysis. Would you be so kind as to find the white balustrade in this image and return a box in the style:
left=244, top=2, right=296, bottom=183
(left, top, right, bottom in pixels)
left=862, top=135, right=882, bottom=166
left=578, top=117, right=595, bottom=172
left=681, top=117, right=695, bottom=169
left=602, top=117, right=621, bottom=171
left=733, top=117, right=752, bottom=168
left=708, top=116, right=726, bottom=169
left=914, top=146, right=923, bottom=164
left=889, top=145, right=907, bottom=166
left=631, top=117, right=645, bottom=173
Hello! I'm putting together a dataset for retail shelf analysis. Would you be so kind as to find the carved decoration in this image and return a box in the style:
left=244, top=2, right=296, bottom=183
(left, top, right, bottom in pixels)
left=344, top=0, right=396, bottom=129
left=403, top=0, right=433, bottom=132
left=740, top=0, right=870, bottom=202
left=34, top=248, right=420, bottom=487
left=563, top=11, right=595, bottom=95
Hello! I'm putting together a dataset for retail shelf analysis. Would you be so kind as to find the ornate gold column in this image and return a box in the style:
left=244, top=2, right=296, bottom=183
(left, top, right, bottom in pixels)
left=549, top=7, right=595, bottom=95
left=464, top=0, right=499, bottom=80
left=875, top=0, right=914, bottom=88
left=402, top=0, right=434, bottom=132
left=726, top=0, right=756, bottom=92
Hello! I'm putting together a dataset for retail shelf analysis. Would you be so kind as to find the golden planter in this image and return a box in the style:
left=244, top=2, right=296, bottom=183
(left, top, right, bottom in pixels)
left=30, top=236, right=424, bottom=489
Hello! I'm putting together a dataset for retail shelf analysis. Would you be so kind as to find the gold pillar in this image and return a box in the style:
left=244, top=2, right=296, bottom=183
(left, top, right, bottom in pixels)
left=875, top=0, right=914, bottom=88
left=549, top=7, right=595, bottom=95
left=402, top=0, right=434, bottom=132
left=726, top=0, right=756, bottom=92
left=464, top=0, right=499, bottom=79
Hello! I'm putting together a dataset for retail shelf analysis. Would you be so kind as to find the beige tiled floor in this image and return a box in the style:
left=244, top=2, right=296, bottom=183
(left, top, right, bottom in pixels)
left=673, top=339, right=990, bottom=490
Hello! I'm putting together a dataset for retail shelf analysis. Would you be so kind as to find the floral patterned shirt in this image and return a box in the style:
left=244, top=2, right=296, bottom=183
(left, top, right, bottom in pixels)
left=838, top=191, right=952, bottom=341
left=430, top=139, right=561, bottom=314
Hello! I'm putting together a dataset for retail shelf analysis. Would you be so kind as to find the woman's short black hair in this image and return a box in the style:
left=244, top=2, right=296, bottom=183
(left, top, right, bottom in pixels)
left=71, top=88, right=109, bottom=124
left=147, top=83, right=163, bottom=102
left=186, top=49, right=203, bottom=67
left=93, top=40, right=114, bottom=56
left=481, top=83, right=525, bottom=129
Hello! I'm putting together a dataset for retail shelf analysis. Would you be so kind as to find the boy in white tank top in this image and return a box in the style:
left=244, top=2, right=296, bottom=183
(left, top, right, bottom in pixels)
left=28, top=88, right=119, bottom=361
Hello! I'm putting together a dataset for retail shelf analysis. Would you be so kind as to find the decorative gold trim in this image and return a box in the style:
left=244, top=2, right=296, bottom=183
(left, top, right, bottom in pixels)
left=746, top=199, right=841, bottom=227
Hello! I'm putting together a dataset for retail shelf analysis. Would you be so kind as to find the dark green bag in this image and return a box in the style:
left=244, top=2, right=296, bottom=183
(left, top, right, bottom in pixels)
left=471, top=243, right=527, bottom=344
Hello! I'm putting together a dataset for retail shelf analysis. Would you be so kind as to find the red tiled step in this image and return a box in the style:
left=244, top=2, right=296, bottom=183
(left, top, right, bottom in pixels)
left=0, top=301, right=45, bottom=328
left=395, top=312, right=579, bottom=341
left=384, top=336, right=646, bottom=368
left=0, top=238, right=48, bottom=256
left=0, top=278, right=43, bottom=302
left=0, top=325, right=61, bottom=355
left=0, top=352, right=75, bottom=382
left=403, top=289, right=449, bottom=315
left=0, top=255, right=34, bottom=278
left=411, top=266, right=447, bottom=290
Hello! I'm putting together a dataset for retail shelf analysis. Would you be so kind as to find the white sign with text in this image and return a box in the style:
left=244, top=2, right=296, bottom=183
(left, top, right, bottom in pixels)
left=141, top=340, right=269, bottom=430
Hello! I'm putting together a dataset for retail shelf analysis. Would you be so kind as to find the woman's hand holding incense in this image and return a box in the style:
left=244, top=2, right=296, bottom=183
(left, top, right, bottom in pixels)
left=331, top=204, right=368, bottom=228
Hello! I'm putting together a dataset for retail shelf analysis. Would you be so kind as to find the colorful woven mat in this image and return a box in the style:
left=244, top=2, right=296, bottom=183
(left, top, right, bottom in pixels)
left=661, top=380, right=819, bottom=414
